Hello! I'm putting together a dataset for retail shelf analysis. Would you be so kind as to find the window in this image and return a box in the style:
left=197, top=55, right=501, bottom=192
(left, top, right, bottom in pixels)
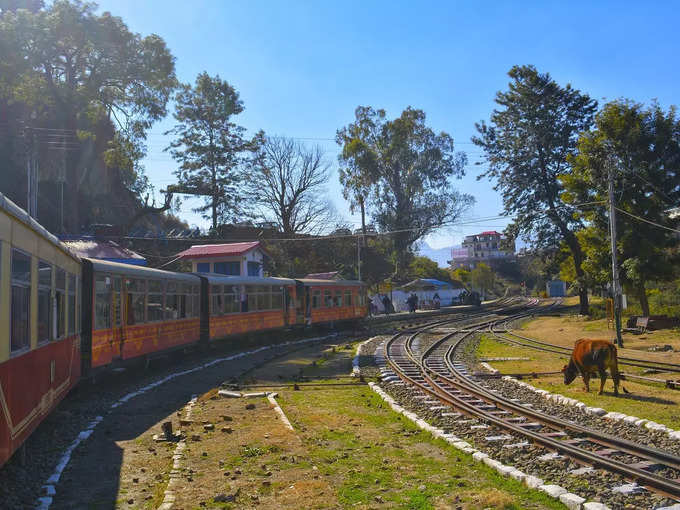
left=196, top=262, right=210, bottom=273
left=192, top=285, right=200, bottom=317
left=55, top=268, right=66, bottom=339
left=126, top=279, right=146, bottom=325
left=271, top=287, right=283, bottom=309
left=165, top=281, right=179, bottom=320
left=177, top=283, right=190, bottom=319
left=312, top=290, right=321, bottom=309
left=112, top=277, right=122, bottom=327
left=247, top=261, right=260, bottom=277
left=95, top=274, right=111, bottom=330
left=334, top=290, right=342, bottom=307
left=38, top=261, right=52, bottom=343
left=214, top=261, right=240, bottom=276
left=11, top=249, right=31, bottom=352
left=147, top=280, right=164, bottom=322
left=257, top=286, right=271, bottom=310
left=224, top=285, right=240, bottom=314
left=211, top=285, right=223, bottom=315
left=243, top=285, right=282, bottom=312
left=68, top=273, right=76, bottom=335
left=323, top=289, right=332, bottom=308
left=344, top=290, right=352, bottom=307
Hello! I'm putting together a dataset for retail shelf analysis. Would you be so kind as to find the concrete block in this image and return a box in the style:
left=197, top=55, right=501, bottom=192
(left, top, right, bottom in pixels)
left=559, top=492, right=586, bottom=509
left=524, top=475, right=544, bottom=489
left=508, top=468, right=526, bottom=482
left=539, top=484, right=568, bottom=498
left=583, top=503, right=611, bottom=510
left=472, top=451, right=488, bottom=462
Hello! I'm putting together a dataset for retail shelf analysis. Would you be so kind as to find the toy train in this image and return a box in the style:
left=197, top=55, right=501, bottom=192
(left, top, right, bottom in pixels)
left=0, top=192, right=367, bottom=468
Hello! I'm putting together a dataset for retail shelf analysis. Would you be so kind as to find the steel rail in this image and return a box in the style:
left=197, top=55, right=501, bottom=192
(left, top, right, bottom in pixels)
left=384, top=308, right=680, bottom=499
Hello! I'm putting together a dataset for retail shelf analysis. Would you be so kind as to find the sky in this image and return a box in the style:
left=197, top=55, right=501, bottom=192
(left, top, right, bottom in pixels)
left=95, top=0, right=680, bottom=252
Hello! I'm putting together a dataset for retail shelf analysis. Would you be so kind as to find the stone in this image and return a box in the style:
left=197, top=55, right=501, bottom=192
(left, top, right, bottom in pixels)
left=245, top=403, right=256, bottom=410
left=221, top=415, right=233, bottom=422
left=524, top=475, right=544, bottom=489
left=214, top=493, right=236, bottom=503
left=611, top=483, right=645, bottom=495
left=559, top=493, right=586, bottom=509
left=583, top=503, right=611, bottom=510
left=203, top=424, right=214, bottom=431
left=221, top=427, right=233, bottom=434
left=539, top=484, right=567, bottom=498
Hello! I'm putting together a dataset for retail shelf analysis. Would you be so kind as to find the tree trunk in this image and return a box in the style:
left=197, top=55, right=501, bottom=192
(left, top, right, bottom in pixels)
left=563, top=229, right=589, bottom=315
left=638, top=281, right=650, bottom=317
left=360, top=196, right=366, bottom=236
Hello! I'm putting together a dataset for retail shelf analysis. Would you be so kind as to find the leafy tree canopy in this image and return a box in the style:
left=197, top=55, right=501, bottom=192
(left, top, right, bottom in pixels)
left=563, top=100, right=680, bottom=315
left=473, top=65, right=597, bottom=313
left=407, top=256, right=450, bottom=282
left=337, top=106, right=473, bottom=279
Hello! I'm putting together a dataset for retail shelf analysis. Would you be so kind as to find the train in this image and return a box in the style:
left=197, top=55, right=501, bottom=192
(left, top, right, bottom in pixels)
left=0, top=192, right=367, bottom=468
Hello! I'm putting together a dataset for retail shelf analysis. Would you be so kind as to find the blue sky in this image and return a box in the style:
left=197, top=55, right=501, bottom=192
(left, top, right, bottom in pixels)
left=96, top=0, right=679, bottom=250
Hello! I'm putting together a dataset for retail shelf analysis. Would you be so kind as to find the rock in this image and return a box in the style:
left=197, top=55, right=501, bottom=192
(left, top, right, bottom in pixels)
left=418, top=484, right=426, bottom=491
left=221, top=415, right=233, bottom=422
left=245, top=403, right=256, bottom=410
left=127, top=499, right=134, bottom=504
left=221, top=427, right=233, bottom=434
left=214, top=493, right=235, bottom=503
left=559, top=493, right=586, bottom=509
left=191, top=435, right=201, bottom=441
left=374, top=496, right=384, bottom=503
left=132, top=478, right=139, bottom=483
left=203, top=424, right=214, bottom=431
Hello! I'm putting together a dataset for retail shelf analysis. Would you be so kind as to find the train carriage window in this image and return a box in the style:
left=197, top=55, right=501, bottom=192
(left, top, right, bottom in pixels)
left=323, top=289, right=332, bottom=308
left=312, top=290, right=321, bottom=309
left=344, top=290, right=352, bottom=307
left=334, top=290, right=342, bottom=307
left=68, top=273, right=76, bottom=335
left=271, top=286, right=283, bottom=310
left=112, top=277, right=122, bottom=327
left=55, top=268, right=66, bottom=339
left=257, top=286, right=271, bottom=310
left=10, top=249, right=31, bottom=353
left=177, top=283, right=190, bottom=319
left=165, top=281, right=178, bottom=320
left=37, top=261, right=52, bottom=343
left=211, top=285, right=223, bottom=315
left=126, top=279, right=146, bottom=325
left=147, top=279, right=164, bottom=322
left=192, top=285, right=200, bottom=317
left=224, top=285, right=240, bottom=314
left=94, top=275, right=111, bottom=330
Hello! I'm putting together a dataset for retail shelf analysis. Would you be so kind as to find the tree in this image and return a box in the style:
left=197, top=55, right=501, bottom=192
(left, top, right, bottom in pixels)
left=563, top=100, right=680, bottom=316
left=473, top=65, right=598, bottom=314
left=408, top=256, right=450, bottom=282
left=471, top=263, right=495, bottom=297
left=0, top=0, right=177, bottom=232
left=166, top=72, right=254, bottom=230
left=246, top=136, right=334, bottom=235
left=337, top=106, right=473, bottom=279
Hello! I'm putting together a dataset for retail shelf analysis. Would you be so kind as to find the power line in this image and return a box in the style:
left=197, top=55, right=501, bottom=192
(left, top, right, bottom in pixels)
left=615, top=206, right=680, bottom=234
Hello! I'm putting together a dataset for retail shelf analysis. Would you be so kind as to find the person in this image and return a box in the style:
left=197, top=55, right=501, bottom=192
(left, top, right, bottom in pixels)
left=433, top=292, right=441, bottom=309
left=382, top=294, right=392, bottom=315
left=407, top=293, right=417, bottom=313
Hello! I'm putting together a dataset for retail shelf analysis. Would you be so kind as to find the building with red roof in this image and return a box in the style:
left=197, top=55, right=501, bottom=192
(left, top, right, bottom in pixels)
left=177, top=241, right=265, bottom=276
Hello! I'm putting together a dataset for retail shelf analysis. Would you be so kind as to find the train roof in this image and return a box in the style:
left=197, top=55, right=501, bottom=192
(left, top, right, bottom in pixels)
left=0, top=192, right=79, bottom=261
left=198, top=273, right=296, bottom=286
left=86, top=258, right=199, bottom=282
left=297, top=278, right=365, bottom=287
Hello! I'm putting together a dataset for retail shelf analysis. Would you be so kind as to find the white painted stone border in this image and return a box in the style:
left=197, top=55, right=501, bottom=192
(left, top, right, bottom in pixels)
left=496, top=371, right=680, bottom=441
left=352, top=337, right=377, bottom=376
left=158, top=395, right=197, bottom=510
left=368, top=382, right=604, bottom=510
left=267, top=393, right=294, bottom=431
left=35, top=333, right=338, bottom=509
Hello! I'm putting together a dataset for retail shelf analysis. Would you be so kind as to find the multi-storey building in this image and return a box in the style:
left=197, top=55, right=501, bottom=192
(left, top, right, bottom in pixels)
left=449, top=230, right=515, bottom=269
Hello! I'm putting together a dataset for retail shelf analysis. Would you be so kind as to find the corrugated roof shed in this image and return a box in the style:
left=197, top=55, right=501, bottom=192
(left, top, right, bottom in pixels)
left=177, top=241, right=262, bottom=259
left=62, top=238, right=146, bottom=265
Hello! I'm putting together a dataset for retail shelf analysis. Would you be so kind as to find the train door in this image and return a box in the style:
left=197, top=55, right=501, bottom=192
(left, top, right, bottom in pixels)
left=295, top=281, right=306, bottom=325
left=111, top=276, right=124, bottom=360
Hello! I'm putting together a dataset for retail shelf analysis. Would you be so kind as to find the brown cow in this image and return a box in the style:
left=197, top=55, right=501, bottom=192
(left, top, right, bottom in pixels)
left=562, top=338, right=627, bottom=396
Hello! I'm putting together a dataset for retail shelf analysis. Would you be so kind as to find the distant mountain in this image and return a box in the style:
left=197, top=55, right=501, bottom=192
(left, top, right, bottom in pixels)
left=417, top=242, right=454, bottom=268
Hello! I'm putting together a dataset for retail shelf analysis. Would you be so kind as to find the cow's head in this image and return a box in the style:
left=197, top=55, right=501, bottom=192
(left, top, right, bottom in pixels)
left=562, top=361, right=578, bottom=385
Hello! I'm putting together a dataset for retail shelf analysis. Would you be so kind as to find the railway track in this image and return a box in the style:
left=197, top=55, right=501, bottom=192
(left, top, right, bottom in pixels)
left=383, top=306, right=680, bottom=503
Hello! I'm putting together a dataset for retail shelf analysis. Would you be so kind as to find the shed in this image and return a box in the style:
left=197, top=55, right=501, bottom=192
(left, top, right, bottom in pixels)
left=177, top=241, right=265, bottom=277
left=61, top=238, right=147, bottom=266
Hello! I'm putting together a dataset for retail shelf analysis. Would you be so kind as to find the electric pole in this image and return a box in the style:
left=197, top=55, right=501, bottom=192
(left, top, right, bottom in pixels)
left=607, top=154, right=623, bottom=347
left=356, top=233, right=362, bottom=281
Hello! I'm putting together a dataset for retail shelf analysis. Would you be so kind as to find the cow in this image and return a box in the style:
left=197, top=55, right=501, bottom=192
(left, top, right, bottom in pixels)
left=562, top=338, right=628, bottom=396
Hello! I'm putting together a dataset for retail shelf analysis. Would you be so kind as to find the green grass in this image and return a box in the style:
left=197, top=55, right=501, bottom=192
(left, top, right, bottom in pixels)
left=279, top=381, right=565, bottom=509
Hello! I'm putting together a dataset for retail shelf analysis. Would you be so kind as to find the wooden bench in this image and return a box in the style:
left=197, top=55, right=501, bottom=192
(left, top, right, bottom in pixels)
left=624, top=316, right=649, bottom=334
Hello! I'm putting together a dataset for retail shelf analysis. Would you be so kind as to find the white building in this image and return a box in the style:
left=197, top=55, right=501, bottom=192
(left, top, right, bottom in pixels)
left=177, top=241, right=265, bottom=277
left=449, top=230, right=515, bottom=269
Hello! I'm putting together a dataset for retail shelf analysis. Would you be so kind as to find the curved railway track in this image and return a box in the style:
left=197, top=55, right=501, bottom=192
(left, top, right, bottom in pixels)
left=383, top=305, right=680, bottom=501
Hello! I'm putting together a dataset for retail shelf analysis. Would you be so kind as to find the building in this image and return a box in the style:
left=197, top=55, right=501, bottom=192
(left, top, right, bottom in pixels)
left=176, top=241, right=265, bottom=277
left=449, top=230, right=515, bottom=269
left=546, top=280, right=567, bottom=297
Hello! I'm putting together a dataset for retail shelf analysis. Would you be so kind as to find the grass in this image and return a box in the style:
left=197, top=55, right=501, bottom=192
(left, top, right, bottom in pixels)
left=157, top=339, right=564, bottom=509
left=478, top=333, right=680, bottom=430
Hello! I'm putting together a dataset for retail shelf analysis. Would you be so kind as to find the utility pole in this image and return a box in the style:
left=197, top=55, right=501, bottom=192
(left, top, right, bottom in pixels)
left=356, top=233, right=362, bottom=281
left=607, top=155, right=624, bottom=347
left=25, top=127, right=38, bottom=218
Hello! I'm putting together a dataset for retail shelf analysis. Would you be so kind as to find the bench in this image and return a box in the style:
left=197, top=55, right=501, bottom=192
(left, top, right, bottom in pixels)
left=624, top=316, right=649, bottom=334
